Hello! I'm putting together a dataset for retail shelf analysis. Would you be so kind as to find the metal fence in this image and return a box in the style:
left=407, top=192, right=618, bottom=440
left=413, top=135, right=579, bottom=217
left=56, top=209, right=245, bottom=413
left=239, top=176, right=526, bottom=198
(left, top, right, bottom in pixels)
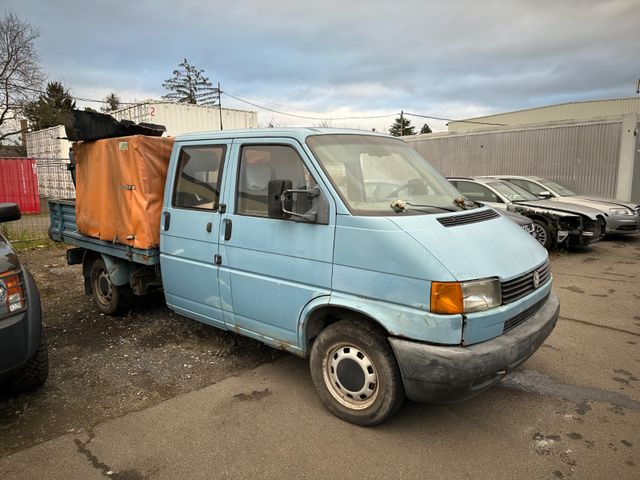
left=0, top=158, right=75, bottom=245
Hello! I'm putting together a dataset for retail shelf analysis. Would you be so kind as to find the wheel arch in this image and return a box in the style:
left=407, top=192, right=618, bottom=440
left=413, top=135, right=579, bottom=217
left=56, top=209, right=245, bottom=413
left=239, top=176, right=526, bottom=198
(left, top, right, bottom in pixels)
left=299, top=298, right=390, bottom=357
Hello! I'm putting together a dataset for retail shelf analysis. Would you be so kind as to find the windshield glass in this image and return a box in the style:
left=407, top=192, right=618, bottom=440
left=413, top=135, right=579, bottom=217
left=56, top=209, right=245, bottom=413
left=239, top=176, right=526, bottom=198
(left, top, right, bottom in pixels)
left=543, top=180, right=576, bottom=196
left=306, top=134, right=466, bottom=214
left=488, top=181, right=539, bottom=202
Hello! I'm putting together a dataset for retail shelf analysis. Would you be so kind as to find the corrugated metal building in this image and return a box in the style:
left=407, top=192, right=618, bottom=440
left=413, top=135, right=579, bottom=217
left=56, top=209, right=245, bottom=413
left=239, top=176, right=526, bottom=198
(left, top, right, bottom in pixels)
left=405, top=114, right=640, bottom=202
left=109, top=101, right=258, bottom=136
left=448, top=97, right=640, bottom=133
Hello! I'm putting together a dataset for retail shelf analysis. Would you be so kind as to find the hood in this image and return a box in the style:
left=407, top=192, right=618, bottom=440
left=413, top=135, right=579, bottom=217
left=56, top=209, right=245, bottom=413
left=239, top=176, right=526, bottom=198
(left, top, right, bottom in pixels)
left=389, top=210, right=548, bottom=282
left=0, top=234, right=20, bottom=274
left=515, top=199, right=601, bottom=219
left=571, top=195, right=639, bottom=211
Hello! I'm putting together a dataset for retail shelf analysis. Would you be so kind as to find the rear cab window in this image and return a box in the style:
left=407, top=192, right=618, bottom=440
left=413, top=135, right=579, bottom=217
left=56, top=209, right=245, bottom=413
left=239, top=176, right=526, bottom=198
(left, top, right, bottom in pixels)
left=172, top=145, right=226, bottom=211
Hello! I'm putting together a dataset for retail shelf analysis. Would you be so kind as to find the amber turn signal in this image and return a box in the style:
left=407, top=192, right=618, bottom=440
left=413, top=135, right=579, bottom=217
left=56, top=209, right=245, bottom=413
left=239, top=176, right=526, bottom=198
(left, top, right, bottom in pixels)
left=430, top=282, right=464, bottom=314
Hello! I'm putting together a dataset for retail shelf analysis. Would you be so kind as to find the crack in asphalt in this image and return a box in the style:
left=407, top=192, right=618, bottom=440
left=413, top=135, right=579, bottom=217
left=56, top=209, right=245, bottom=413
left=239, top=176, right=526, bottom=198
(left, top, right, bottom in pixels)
left=559, top=316, right=640, bottom=337
left=74, top=431, right=145, bottom=479
left=501, top=369, right=640, bottom=411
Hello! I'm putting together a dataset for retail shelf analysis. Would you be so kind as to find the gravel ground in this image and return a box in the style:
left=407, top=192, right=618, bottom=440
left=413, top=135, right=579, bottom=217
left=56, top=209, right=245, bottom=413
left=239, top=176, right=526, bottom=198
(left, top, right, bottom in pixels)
left=0, top=248, right=282, bottom=457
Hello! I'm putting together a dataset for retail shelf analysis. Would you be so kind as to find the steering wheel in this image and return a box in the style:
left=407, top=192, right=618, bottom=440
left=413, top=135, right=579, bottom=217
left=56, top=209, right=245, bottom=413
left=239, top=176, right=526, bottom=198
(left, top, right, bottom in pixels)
left=385, top=183, right=410, bottom=199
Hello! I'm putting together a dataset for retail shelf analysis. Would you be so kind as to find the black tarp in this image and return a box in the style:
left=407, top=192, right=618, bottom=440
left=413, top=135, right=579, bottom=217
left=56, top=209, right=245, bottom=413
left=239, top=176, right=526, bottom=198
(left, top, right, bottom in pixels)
left=64, top=110, right=166, bottom=142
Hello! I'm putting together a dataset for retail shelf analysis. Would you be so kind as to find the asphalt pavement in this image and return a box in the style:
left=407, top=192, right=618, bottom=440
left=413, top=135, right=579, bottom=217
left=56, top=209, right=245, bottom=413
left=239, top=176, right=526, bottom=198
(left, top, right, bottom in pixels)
left=1, top=236, right=638, bottom=479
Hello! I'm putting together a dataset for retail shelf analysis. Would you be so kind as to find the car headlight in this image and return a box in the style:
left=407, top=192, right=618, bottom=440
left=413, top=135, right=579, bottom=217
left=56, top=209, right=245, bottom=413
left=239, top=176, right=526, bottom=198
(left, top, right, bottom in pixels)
left=430, top=278, right=502, bottom=314
left=609, top=207, right=632, bottom=215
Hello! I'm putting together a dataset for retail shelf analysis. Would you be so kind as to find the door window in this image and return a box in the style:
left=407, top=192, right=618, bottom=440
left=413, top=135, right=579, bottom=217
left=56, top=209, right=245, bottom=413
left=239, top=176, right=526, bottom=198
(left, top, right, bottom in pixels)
left=236, top=145, right=318, bottom=218
left=173, top=145, right=226, bottom=210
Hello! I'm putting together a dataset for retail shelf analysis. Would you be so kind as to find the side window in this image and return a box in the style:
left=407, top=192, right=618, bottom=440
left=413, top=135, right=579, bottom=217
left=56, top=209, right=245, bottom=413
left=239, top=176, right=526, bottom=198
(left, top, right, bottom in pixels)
left=173, top=145, right=225, bottom=210
left=455, top=181, right=500, bottom=203
left=511, top=179, right=543, bottom=195
left=236, top=145, right=318, bottom=218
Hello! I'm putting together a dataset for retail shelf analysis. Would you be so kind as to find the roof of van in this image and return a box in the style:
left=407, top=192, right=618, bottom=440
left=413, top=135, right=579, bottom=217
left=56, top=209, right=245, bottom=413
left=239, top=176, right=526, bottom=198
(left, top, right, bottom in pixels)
left=174, top=127, right=394, bottom=142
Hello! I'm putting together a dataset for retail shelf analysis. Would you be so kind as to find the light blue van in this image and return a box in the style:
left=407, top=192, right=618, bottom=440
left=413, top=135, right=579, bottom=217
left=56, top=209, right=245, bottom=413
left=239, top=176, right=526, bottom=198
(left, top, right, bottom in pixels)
left=50, top=128, right=559, bottom=425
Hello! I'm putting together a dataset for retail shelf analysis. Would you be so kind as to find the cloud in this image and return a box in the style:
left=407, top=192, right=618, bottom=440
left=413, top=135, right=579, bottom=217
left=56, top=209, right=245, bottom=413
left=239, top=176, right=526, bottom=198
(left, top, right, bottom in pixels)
left=10, top=0, right=640, bottom=132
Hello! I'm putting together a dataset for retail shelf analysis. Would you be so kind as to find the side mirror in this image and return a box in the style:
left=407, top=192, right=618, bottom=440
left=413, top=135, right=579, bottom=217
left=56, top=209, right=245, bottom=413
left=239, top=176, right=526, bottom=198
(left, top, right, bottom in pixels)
left=538, top=190, right=553, bottom=199
left=0, top=203, right=21, bottom=223
left=267, top=179, right=324, bottom=223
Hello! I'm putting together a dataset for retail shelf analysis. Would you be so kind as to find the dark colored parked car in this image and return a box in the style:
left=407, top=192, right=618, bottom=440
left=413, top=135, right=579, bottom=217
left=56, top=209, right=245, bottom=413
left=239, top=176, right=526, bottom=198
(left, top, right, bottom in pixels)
left=0, top=203, right=48, bottom=393
left=448, top=177, right=605, bottom=249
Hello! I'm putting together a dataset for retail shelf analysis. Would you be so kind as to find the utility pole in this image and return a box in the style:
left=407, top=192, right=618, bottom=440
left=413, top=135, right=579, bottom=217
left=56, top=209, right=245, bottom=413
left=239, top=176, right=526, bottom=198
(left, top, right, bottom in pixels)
left=217, top=82, right=223, bottom=131
left=636, top=78, right=640, bottom=94
left=400, top=110, right=404, bottom=137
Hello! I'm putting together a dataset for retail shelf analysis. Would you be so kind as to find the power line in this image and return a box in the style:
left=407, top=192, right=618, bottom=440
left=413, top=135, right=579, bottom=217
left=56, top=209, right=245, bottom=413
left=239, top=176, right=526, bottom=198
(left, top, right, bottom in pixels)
left=6, top=81, right=507, bottom=127
left=222, top=91, right=397, bottom=121
left=403, top=111, right=507, bottom=126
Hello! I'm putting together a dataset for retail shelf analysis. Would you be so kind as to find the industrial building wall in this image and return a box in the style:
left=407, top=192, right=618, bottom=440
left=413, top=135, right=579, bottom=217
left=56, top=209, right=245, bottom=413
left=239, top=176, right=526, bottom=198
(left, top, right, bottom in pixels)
left=404, top=118, right=638, bottom=200
left=25, top=125, right=75, bottom=199
left=448, top=97, right=640, bottom=132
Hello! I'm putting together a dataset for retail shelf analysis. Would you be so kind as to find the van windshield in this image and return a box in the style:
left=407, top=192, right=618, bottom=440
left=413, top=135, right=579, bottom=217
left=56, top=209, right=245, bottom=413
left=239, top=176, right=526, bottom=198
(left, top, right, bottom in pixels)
left=306, top=134, right=466, bottom=214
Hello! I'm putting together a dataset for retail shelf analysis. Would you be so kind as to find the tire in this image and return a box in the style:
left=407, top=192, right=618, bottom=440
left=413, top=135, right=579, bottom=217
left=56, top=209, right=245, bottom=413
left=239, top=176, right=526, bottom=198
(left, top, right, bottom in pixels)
left=532, top=219, right=552, bottom=249
left=10, top=333, right=49, bottom=393
left=90, top=257, right=132, bottom=315
left=309, top=319, right=405, bottom=426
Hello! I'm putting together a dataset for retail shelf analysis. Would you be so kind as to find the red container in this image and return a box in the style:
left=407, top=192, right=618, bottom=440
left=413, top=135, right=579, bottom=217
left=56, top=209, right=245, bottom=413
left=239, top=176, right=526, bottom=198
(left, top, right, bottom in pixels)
left=0, top=158, right=41, bottom=213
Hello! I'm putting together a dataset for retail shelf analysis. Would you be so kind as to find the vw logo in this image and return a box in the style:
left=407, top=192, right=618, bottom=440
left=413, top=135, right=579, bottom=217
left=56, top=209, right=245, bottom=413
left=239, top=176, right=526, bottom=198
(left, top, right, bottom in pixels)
left=533, top=271, right=540, bottom=288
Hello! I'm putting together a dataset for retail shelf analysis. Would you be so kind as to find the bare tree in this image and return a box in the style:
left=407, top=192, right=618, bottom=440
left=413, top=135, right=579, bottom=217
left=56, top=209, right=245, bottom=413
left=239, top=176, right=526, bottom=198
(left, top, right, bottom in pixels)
left=0, top=11, right=45, bottom=142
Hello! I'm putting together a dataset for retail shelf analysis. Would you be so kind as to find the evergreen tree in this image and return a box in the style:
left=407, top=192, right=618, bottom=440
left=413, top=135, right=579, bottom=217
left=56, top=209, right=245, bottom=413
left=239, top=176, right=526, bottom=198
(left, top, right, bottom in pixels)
left=24, top=81, right=76, bottom=130
left=420, top=123, right=432, bottom=134
left=101, top=92, right=121, bottom=113
left=162, top=59, right=218, bottom=105
left=389, top=116, right=415, bottom=136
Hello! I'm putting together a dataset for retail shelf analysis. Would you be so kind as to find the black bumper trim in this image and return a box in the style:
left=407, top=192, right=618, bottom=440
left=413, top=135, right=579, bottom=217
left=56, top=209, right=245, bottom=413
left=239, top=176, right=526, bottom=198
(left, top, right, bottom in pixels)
left=389, top=291, right=559, bottom=403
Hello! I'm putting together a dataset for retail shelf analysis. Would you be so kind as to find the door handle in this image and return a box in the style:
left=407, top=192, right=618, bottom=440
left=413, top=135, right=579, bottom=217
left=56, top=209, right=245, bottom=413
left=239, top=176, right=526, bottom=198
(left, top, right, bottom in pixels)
left=206, top=222, right=212, bottom=233
left=163, top=212, right=171, bottom=231
left=224, top=219, right=232, bottom=241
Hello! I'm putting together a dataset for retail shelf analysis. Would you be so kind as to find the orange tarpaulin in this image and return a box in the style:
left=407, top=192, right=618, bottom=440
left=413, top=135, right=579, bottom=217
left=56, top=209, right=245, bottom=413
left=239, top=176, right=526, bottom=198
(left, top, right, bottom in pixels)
left=74, top=135, right=175, bottom=249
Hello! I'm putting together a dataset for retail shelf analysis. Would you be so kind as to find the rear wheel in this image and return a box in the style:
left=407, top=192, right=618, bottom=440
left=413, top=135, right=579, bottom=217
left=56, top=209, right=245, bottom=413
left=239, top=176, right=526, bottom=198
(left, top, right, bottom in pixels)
left=90, top=258, right=132, bottom=315
left=309, top=319, right=405, bottom=426
left=532, top=219, right=552, bottom=249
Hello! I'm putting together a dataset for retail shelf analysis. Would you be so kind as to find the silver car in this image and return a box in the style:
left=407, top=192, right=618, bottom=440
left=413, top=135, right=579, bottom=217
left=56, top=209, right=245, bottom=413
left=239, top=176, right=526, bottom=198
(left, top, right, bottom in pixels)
left=492, top=175, right=640, bottom=235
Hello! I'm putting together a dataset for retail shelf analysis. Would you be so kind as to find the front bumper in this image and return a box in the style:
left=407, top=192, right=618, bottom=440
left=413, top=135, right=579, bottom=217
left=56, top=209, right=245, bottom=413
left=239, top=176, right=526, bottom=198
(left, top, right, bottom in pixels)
left=605, top=214, right=639, bottom=234
left=389, top=291, right=559, bottom=403
left=0, top=267, right=43, bottom=382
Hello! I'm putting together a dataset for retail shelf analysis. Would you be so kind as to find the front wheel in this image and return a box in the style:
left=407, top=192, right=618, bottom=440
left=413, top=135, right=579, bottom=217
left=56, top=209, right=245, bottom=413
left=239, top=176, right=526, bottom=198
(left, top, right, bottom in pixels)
left=89, top=258, right=132, bottom=315
left=309, top=319, right=405, bottom=426
left=532, top=219, right=553, bottom=249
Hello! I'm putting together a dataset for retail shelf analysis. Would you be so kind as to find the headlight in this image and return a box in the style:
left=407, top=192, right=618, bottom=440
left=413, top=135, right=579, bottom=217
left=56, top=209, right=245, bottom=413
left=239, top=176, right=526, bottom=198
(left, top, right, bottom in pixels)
left=609, top=207, right=632, bottom=215
left=430, top=278, right=502, bottom=314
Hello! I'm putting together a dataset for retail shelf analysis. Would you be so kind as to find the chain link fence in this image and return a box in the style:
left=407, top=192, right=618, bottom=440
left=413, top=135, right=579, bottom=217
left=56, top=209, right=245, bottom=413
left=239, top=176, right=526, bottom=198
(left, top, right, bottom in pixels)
left=0, top=158, right=75, bottom=246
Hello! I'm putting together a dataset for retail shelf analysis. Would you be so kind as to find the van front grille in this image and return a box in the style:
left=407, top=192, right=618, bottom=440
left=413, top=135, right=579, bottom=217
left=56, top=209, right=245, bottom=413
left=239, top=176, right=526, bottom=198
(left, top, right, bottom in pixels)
left=437, top=209, right=499, bottom=227
left=503, top=294, right=549, bottom=333
left=501, top=260, right=551, bottom=304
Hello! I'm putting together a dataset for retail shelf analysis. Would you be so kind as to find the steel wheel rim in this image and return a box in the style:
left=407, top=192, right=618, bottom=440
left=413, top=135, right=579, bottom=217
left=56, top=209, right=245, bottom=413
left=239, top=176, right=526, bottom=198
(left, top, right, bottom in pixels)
left=95, top=270, right=113, bottom=305
left=322, top=343, right=379, bottom=410
left=533, top=224, right=547, bottom=246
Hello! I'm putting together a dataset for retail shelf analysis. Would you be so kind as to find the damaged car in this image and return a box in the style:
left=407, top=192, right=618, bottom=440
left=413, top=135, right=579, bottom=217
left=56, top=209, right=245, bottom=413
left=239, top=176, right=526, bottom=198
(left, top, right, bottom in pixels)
left=491, top=175, right=640, bottom=235
left=448, top=177, right=605, bottom=249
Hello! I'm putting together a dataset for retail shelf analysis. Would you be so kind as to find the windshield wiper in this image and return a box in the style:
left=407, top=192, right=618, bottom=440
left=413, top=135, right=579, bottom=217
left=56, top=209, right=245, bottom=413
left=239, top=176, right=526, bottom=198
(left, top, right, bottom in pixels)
left=390, top=199, right=459, bottom=213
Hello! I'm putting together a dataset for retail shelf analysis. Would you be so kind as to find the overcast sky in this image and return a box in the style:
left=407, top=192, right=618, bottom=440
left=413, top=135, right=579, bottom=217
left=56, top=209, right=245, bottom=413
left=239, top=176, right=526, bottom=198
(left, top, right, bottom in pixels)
left=11, top=0, right=640, bottom=132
